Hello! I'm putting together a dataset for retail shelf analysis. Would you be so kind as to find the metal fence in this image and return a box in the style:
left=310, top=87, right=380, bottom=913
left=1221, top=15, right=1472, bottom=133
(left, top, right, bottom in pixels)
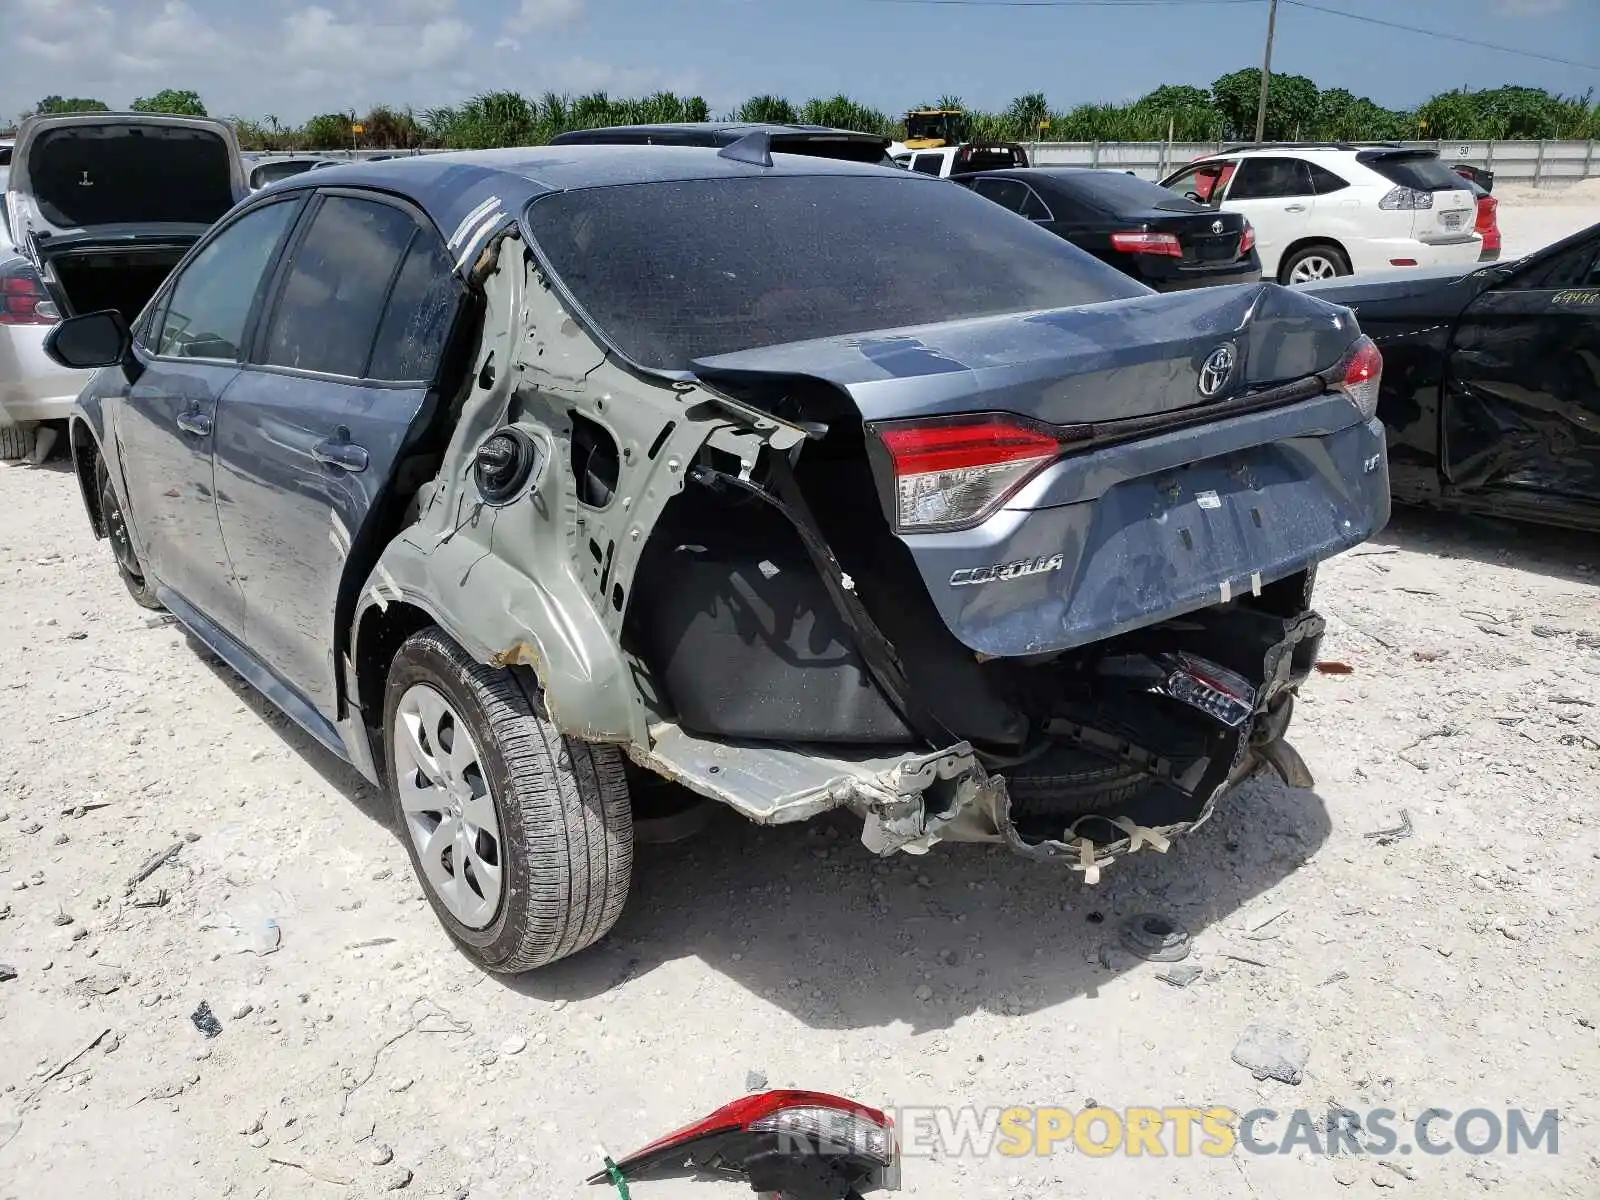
left=1024, top=139, right=1600, bottom=188
left=253, top=140, right=1600, bottom=189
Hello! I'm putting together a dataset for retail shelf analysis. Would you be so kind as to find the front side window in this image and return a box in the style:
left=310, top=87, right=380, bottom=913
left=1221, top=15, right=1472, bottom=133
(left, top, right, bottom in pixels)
left=153, top=199, right=299, bottom=361
left=261, top=194, right=418, bottom=377
left=525, top=173, right=1147, bottom=373
left=1165, top=161, right=1236, bottom=206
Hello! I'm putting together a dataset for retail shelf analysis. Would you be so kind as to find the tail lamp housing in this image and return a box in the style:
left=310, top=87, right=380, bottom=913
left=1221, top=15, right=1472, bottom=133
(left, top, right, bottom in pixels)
left=589, top=1090, right=899, bottom=1195
left=868, top=413, right=1078, bottom=533
left=1, top=258, right=58, bottom=327
left=1239, top=221, right=1256, bottom=255
left=1332, top=335, right=1383, bottom=421
left=1110, top=230, right=1183, bottom=257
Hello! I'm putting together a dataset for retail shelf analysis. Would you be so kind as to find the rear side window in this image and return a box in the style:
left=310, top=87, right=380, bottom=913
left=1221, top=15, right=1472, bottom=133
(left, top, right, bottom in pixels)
left=1516, top=237, right=1600, bottom=290
left=1362, top=152, right=1466, bottom=193
left=153, top=199, right=299, bottom=361
left=367, top=233, right=461, bottom=382
left=1227, top=158, right=1314, bottom=200
left=261, top=194, right=417, bottom=377
left=970, top=178, right=1051, bottom=220
left=1309, top=164, right=1349, bottom=195
left=910, top=154, right=944, bottom=176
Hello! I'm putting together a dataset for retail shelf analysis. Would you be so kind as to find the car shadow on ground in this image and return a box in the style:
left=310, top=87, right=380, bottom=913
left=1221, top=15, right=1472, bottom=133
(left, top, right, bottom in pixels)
left=176, top=626, right=1330, bottom=1031
left=501, top=776, right=1331, bottom=1032
left=1370, top=505, right=1597, bottom=588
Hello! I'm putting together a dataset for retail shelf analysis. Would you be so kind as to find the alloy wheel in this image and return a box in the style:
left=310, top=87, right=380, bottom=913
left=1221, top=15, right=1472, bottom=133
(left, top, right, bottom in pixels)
left=1288, top=255, right=1340, bottom=283
left=393, top=683, right=504, bottom=929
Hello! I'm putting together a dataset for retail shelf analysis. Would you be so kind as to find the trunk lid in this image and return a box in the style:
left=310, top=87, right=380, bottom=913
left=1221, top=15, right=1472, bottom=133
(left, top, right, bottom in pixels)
left=1136, top=208, right=1248, bottom=266
left=693, top=280, right=1356, bottom=427
left=4, top=113, right=245, bottom=314
left=695, top=282, right=1387, bottom=659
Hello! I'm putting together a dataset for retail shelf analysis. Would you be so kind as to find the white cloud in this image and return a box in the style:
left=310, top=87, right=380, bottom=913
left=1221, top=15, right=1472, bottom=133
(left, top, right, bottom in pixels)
left=1491, top=0, right=1568, bottom=14
left=505, top=0, right=585, bottom=34
left=0, top=0, right=668, bottom=124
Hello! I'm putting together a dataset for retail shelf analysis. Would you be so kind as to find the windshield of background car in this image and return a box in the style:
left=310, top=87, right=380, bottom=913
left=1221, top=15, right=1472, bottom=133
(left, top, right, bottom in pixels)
left=1056, top=170, right=1206, bottom=214
left=524, top=174, right=1147, bottom=372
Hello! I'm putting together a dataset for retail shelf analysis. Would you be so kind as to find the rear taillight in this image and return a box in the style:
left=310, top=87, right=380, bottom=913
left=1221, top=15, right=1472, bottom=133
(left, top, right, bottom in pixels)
left=1378, top=186, right=1434, bottom=211
left=874, top=414, right=1069, bottom=532
left=1475, top=195, right=1498, bottom=234
left=0, top=259, right=57, bottom=326
left=748, top=1105, right=897, bottom=1165
left=1110, top=230, right=1183, bottom=257
left=1239, top=222, right=1256, bottom=255
left=1335, top=336, right=1383, bottom=421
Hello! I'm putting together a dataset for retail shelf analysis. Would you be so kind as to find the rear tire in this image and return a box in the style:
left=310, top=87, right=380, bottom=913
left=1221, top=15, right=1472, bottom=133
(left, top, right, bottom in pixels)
left=95, top=456, right=163, bottom=610
left=1280, top=243, right=1351, bottom=285
left=384, top=627, right=633, bottom=973
left=0, top=422, right=35, bottom=462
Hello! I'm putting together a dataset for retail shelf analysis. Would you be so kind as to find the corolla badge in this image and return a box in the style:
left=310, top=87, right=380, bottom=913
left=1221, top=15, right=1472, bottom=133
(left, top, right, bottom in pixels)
left=1197, top=344, right=1236, bottom=399
left=950, top=554, right=1064, bottom=588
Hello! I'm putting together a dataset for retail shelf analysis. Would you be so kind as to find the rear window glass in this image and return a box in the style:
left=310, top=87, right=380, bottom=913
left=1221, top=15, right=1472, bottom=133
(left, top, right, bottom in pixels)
left=525, top=174, right=1147, bottom=373
left=1362, top=152, right=1468, bottom=192
left=910, top=154, right=944, bottom=175
left=1309, top=164, right=1349, bottom=195
left=28, top=126, right=235, bottom=227
left=1048, top=170, right=1204, bottom=214
left=954, top=146, right=1025, bottom=175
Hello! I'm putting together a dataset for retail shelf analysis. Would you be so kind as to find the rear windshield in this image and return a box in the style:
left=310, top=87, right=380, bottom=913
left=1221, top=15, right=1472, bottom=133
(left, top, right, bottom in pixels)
left=525, top=174, right=1146, bottom=372
left=29, top=125, right=235, bottom=226
left=252, top=160, right=322, bottom=186
left=1044, top=170, right=1203, bottom=214
left=1360, top=152, right=1468, bottom=192
left=953, top=146, right=1026, bottom=175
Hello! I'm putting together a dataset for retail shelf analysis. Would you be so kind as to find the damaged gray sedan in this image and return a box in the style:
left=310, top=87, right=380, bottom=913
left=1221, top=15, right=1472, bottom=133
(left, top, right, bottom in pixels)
left=41, top=132, right=1391, bottom=972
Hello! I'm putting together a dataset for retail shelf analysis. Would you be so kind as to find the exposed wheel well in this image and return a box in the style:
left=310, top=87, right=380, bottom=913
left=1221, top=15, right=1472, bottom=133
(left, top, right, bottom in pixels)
left=1276, top=237, right=1350, bottom=283
left=353, top=600, right=436, bottom=767
left=69, top=418, right=106, bottom=538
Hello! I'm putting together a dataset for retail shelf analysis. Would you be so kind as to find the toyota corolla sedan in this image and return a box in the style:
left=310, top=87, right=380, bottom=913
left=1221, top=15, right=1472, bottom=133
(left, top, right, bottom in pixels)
left=36, top=130, right=1389, bottom=973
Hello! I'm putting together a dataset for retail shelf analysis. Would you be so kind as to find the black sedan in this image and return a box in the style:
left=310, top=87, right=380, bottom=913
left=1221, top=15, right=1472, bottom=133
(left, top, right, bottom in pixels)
left=957, top=167, right=1261, bottom=291
left=1299, top=219, right=1600, bottom=531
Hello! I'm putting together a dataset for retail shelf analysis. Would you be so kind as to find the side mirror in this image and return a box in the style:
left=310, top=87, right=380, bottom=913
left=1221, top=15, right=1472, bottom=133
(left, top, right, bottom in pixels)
left=45, top=309, right=131, bottom=371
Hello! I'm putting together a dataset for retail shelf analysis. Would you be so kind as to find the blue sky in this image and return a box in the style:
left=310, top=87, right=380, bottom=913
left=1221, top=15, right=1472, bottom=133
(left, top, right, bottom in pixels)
left=7, top=0, right=1597, bottom=123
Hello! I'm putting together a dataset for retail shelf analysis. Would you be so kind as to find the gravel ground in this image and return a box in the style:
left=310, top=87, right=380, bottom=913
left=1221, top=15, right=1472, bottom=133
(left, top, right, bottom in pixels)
left=2, top=203, right=1598, bottom=1200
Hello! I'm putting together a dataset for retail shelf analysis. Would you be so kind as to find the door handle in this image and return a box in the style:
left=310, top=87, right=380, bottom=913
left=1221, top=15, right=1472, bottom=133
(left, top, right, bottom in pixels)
left=1284, top=204, right=1307, bottom=213
left=312, top=438, right=369, bottom=473
left=176, top=410, right=212, bottom=436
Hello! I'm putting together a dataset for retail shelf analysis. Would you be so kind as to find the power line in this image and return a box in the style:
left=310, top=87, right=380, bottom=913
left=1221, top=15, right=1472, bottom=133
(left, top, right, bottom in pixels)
left=1280, top=1, right=1600, bottom=72
left=862, top=0, right=1600, bottom=72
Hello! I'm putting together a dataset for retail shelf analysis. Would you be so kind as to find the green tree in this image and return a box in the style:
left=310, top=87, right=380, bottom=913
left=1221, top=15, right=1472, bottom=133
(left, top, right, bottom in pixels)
left=1211, top=68, right=1317, bottom=140
left=35, top=95, right=111, bottom=115
left=800, top=95, right=891, bottom=135
left=131, top=89, right=206, bottom=116
left=302, top=111, right=357, bottom=150
left=737, top=95, right=798, bottom=124
left=1005, top=92, right=1050, bottom=139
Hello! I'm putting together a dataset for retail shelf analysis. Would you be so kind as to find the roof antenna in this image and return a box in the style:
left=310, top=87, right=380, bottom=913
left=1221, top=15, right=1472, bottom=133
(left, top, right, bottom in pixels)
left=718, top=130, right=773, bottom=168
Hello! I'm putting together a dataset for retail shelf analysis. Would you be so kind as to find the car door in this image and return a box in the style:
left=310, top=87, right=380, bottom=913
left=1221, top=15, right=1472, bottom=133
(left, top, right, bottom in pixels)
left=1442, top=229, right=1600, bottom=503
left=213, top=188, right=463, bottom=718
left=115, top=196, right=305, bottom=634
left=1217, top=157, right=1315, bottom=279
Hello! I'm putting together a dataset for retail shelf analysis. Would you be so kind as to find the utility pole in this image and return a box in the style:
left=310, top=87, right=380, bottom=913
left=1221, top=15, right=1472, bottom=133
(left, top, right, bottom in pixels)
left=1253, top=0, right=1279, bottom=144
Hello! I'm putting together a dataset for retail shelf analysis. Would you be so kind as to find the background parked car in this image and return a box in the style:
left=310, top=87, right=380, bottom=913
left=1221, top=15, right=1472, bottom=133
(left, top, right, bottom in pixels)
left=957, top=167, right=1260, bottom=290
left=1159, top=144, right=1480, bottom=284
left=1300, top=218, right=1600, bottom=531
left=890, top=141, right=1030, bottom=177
left=549, top=122, right=894, bottom=164
left=245, top=155, right=338, bottom=191
left=1, top=184, right=91, bottom=461
left=5, top=111, right=247, bottom=326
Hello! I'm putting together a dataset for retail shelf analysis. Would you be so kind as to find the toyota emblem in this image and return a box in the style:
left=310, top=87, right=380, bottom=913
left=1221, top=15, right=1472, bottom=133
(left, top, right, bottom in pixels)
left=1197, top=344, right=1236, bottom=398
left=1211, top=219, right=1224, bottom=234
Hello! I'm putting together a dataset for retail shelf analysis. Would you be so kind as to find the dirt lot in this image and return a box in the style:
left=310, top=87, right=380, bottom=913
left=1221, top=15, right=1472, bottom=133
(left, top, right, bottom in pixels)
left=2, top=205, right=1599, bottom=1200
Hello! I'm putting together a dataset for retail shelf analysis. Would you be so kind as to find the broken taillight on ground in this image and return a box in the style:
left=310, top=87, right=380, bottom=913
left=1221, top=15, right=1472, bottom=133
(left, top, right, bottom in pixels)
left=590, top=1089, right=900, bottom=1198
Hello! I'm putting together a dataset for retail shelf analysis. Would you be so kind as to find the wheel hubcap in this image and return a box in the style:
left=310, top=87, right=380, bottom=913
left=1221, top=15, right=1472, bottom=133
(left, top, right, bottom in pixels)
left=1290, top=256, right=1338, bottom=283
left=393, top=684, right=503, bottom=929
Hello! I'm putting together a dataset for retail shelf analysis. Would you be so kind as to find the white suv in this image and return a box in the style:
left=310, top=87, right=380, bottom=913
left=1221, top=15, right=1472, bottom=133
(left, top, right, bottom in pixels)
left=1158, top=145, right=1480, bottom=284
